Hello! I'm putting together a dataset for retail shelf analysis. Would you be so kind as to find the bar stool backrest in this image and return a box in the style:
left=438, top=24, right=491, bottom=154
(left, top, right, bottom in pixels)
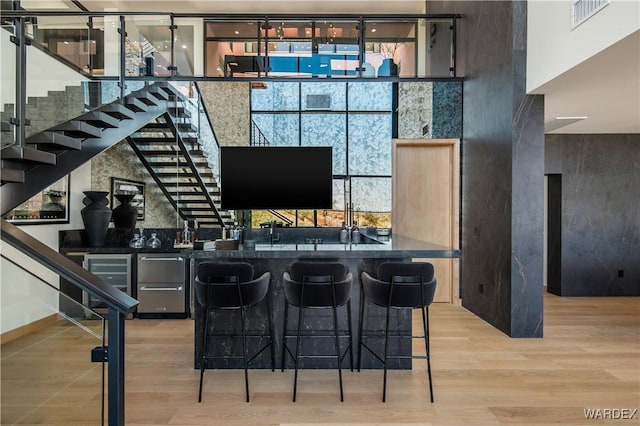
left=284, top=261, right=352, bottom=308
left=365, top=262, right=436, bottom=308
left=195, top=261, right=269, bottom=308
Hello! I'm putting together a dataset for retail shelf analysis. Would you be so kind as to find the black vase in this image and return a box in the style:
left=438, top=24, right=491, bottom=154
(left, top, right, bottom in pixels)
left=112, top=194, right=137, bottom=229
left=81, top=191, right=112, bottom=247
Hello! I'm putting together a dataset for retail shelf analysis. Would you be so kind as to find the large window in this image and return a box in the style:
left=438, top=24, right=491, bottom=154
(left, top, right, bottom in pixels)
left=249, top=81, right=394, bottom=227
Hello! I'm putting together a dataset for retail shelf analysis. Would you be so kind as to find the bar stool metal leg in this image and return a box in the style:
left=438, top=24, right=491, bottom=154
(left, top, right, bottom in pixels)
left=332, top=304, right=344, bottom=402
left=198, top=306, right=211, bottom=403
left=347, top=300, right=354, bottom=371
left=281, top=302, right=289, bottom=372
left=382, top=306, right=391, bottom=402
left=266, top=291, right=276, bottom=372
left=239, top=306, right=250, bottom=402
left=357, top=296, right=366, bottom=372
left=422, top=306, right=434, bottom=402
left=292, top=305, right=305, bottom=402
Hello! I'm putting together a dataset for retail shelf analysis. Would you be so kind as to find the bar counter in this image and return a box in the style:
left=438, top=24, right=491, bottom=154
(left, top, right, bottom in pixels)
left=190, top=235, right=460, bottom=370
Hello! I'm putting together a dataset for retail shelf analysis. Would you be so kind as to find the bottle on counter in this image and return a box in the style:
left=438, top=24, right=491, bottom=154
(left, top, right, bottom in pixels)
left=147, top=232, right=161, bottom=248
left=351, top=222, right=361, bottom=244
left=182, top=220, right=190, bottom=244
left=339, top=222, right=349, bottom=244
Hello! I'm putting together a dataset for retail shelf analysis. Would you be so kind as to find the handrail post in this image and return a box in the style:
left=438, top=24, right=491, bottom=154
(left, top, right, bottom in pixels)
left=107, top=307, right=127, bottom=426
left=13, top=16, right=27, bottom=146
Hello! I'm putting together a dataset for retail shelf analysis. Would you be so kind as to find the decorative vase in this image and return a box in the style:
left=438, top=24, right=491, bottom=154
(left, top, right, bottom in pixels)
left=112, top=194, right=137, bottom=229
left=378, top=58, right=398, bottom=77
left=81, top=191, right=112, bottom=247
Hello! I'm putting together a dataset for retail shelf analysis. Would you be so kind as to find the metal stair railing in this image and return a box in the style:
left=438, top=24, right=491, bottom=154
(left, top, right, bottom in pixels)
left=1, top=218, right=138, bottom=426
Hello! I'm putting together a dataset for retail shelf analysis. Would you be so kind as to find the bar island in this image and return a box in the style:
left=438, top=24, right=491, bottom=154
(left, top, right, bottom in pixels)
left=189, top=232, right=460, bottom=370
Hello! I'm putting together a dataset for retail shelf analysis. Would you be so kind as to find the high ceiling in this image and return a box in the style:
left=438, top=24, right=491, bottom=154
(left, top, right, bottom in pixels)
left=21, top=0, right=640, bottom=134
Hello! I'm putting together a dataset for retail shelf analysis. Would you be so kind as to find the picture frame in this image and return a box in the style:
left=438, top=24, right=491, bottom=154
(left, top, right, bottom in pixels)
left=111, top=177, right=145, bottom=220
left=5, top=175, right=70, bottom=225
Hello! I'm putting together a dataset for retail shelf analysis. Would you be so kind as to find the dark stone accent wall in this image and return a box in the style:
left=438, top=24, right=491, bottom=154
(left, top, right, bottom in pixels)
left=432, top=81, right=463, bottom=139
left=545, top=134, right=640, bottom=296
left=429, top=1, right=545, bottom=337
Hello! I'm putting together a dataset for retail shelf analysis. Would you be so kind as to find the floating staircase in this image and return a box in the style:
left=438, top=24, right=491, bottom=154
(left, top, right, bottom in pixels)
left=1, top=82, right=234, bottom=228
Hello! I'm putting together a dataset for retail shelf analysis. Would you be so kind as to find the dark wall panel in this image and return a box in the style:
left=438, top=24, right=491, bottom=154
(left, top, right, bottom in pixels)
left=429, top=1, right=545, bottom=337
left=546, top=134, right=640, bottom=296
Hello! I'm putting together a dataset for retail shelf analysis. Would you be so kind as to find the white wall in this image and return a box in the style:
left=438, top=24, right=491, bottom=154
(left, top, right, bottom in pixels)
left=527, top=0, right=640, bottom=92
left=1, top=163, right=92, bottom=334
left=0, top=29, right=87, bottom=112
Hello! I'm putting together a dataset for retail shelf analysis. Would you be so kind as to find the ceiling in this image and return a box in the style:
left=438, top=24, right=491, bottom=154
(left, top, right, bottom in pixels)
left=22, top=0, right=640, bottom=135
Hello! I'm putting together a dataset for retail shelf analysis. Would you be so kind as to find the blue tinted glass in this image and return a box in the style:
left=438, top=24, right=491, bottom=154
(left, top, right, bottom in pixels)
left=251, top=82, right=299, bottom=111
left=252, top=113, right=299, bottom=146
left=348, top=113, right=392, bottom=175
left=301, top=113, right=346, bottom=175
left=351, top=177, right=391, bottom=213
left=348, top=82, right=392, bottom=111
left=301, top=82, right=346, bottom=110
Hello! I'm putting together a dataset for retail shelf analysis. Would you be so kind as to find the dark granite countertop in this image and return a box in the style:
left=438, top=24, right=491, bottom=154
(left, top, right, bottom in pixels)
left=189, top=234, right=460, bottom=259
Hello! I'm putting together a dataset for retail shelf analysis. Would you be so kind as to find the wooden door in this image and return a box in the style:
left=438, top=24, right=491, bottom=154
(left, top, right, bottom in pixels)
left=392, top=139, right=460, bottom=303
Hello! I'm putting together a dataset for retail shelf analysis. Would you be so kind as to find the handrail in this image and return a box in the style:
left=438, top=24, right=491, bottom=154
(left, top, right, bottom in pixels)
left=193, top=82, right=221, bottom=150
left=251, top=120, right=271, bottom=146
left=0, top=219, right=138, bottom=315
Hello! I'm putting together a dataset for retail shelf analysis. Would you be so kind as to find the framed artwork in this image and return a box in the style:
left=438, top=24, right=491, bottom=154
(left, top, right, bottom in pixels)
left=111, top=177, right=145, bottom=220
left=5, top=175, right=70, bottom=225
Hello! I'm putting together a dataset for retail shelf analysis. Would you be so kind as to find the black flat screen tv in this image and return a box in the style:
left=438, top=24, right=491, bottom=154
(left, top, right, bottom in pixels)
left=220, top=146, right=333, bottom=210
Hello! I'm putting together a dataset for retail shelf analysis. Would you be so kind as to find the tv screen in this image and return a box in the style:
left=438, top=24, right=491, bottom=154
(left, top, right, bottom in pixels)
left=220, top=146, right=333, bottom=210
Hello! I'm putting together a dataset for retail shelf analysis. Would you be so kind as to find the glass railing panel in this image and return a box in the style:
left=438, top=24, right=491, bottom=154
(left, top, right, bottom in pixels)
left=1, top=256, right=105, bottom=425
left=92, top=16, right=121, bottom=78
left=420, top=18, right=456, bottom=78
left=363, top=19, right=418, bottom=78
left=205, top=20, right=262, bottom=77
left=29, top=15, right=93, bottom=74
left=175, top=18, right=201, bottom=76
left=126, top=15, right=173, bottom=77
left=1, top=21, right=16, bottom=148
left=24, top=25, right=90, bottom=137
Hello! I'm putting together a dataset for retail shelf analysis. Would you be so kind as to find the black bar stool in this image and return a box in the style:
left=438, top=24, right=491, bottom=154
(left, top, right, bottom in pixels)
left=195, top=261, right=274, bottom=403
left=358, top=261, right=437, bottom=403
left=281, top=261, right=354, bottom=402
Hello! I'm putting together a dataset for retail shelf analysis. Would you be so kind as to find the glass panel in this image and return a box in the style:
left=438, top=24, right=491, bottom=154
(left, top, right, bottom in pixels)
left=93, top=16, right=120, bottom=77
left=174, top=18, right=199, bottom=76
left=30, top=15, right=93, bottom=73
left=25, top=43, right=89, bottom=137
left=301, top=82, right=346, bottom=111
left=348, top=113, right=392, bottom=175
left=422, top=19, right=455, bottom=78
left=125, top=15, right=173, bottom=77
left=1, top=21, right=16, bottom=148
left=348, top=82, right=393, bottom=111
left=1, top=257, right=105, bottom=425
left=252, top=113, right=299, bottom=146
left=313, top=20, right=360, bottom=77
left=251, top=81, right=299, bottom=111
left=351, top=177, right=392, bottom=227
left=364, top=20, right=417, bottom=78
left=205, top=21, right=261, bottom=77
left=265, top=20, right=312, bottom=77
left=301, top=113, right=346, bottom=175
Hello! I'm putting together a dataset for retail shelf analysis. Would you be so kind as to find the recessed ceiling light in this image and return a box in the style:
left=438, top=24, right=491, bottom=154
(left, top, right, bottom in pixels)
left=182, top=44, right=187, bottom=49
left=235, top=30, right=240, bottom=35
left=63, top=41, right=69, bottom=44
left=371, top=28, right=377, bottom=33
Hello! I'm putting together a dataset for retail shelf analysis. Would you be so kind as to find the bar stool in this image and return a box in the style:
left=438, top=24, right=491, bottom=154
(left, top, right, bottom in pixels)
left=358, top=261, right=437, bottom=403
left=281, top=261, right=354, bottom=402
left=194, top=261, right=274, bottom=403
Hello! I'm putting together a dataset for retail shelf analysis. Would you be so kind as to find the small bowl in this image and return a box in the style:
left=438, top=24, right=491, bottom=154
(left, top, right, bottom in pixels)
left=376, top=228, right=391, bottom=237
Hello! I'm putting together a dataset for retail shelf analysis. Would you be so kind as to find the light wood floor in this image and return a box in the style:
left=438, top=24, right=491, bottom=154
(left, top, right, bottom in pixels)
left=2, top=293, right=639, bottom=425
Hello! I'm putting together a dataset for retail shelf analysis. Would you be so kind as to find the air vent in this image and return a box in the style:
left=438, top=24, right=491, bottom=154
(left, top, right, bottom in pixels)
left=306, top=94, right=331, bottom=110
left=572, top=0, right=609, bottom=28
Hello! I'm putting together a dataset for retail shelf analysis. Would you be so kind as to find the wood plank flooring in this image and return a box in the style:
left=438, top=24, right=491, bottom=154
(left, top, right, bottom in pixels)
left=2, top=293, right=639, bottom=425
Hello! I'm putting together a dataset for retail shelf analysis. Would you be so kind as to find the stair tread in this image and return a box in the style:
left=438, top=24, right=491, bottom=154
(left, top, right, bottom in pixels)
left=100, top=103, right=136, bottom=120
left=82, top=111, right=120, bottom=128
left=51, top=120, right=102, bottom=138
left=1, top=145, right=56, bottom=164
left=27, top=131, right=82, bottom=150
left=0, top=168, right=25, bottom=183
